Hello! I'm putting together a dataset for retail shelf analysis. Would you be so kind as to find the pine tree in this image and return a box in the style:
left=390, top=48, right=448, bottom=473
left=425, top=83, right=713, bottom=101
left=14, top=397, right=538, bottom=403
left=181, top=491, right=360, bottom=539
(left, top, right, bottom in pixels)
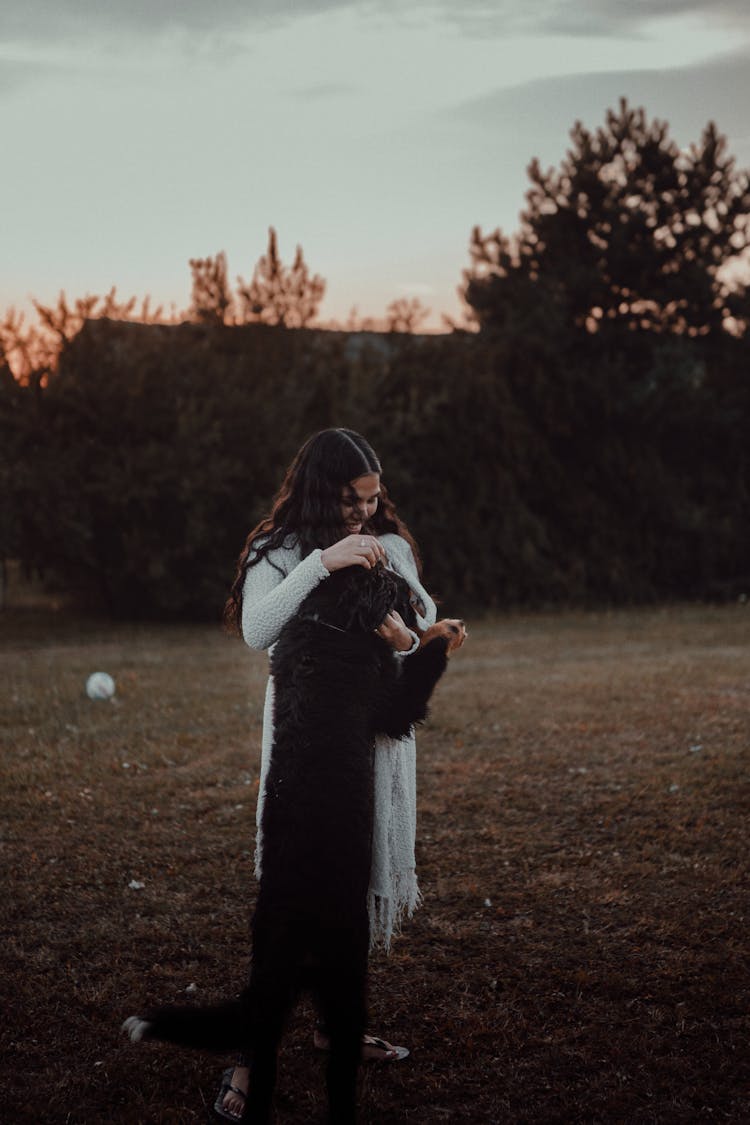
left=464, top=99, right=750, bottom=339
left=188, top=251, right=235, bottom=325
left=236, top=227, right=326, bottom=328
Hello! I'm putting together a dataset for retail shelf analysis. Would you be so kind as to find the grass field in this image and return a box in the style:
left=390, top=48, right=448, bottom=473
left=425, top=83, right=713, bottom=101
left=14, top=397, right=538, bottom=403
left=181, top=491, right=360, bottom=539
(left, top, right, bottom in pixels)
left=1, top=603, right=748, bottom=1123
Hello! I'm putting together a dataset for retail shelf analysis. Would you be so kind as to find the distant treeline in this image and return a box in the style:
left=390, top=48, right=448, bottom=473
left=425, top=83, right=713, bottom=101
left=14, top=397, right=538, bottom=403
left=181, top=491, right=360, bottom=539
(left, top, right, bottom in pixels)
left=0, top=313, right=747, bottom=618
left=1, top=99, right=748, bottom=617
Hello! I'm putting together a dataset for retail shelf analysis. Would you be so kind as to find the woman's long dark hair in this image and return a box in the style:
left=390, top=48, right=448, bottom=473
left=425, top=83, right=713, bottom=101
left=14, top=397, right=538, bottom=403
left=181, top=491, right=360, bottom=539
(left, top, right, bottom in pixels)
left=223, top=428, right=421, bottom=634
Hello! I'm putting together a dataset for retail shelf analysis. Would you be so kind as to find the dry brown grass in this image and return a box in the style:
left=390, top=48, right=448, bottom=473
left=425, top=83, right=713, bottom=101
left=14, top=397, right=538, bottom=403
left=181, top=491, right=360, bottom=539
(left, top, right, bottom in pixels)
left=1, top=604, right=748, bottom=1123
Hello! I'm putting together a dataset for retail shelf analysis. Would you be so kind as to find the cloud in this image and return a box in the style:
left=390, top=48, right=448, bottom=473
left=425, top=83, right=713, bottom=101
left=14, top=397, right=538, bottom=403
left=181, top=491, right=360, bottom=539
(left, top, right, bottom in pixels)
left=0, top=0, right=353, bottom=45
left=4, top=1, right=750, bottom=55
left=417, top=0, right=750, bottom=38
left=395, top=281, right=435, bottom=297
left=445, top=48, right=750, bottom=172
left=543, top=0, right=750, bottom=36
left=287, top=81, right=361, bottom=100
left=546, top=0, right=750, bottom=37
left=0, top=58, right=45, bottom=93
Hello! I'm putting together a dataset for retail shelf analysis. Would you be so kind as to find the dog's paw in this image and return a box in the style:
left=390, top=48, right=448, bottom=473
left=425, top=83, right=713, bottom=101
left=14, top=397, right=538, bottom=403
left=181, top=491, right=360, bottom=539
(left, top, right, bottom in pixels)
left=421, top=619, right=467, bottom=654
left=122, top=1015, right=152, bottom=1042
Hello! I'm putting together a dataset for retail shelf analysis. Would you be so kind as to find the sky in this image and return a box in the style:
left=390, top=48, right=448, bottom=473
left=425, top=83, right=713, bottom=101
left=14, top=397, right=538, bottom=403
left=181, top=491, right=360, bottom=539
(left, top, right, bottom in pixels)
left=2, top=1, right=750, bottom=329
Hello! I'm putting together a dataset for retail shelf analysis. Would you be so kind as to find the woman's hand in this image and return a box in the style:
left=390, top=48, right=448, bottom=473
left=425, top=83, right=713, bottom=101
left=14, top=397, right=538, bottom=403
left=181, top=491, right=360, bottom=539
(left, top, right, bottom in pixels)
left=376, top=610, right=415, bottom=652
left=321, top=534, right=386, bottom=573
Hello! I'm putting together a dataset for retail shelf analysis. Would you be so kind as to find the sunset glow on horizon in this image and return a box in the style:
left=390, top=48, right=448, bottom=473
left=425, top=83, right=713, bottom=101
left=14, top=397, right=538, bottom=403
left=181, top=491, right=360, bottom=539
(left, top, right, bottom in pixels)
left=2, top=1, right=750, bottom=331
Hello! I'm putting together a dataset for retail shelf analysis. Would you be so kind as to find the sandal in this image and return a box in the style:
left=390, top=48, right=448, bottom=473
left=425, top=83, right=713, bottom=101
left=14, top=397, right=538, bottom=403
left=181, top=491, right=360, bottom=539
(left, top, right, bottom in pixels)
left=362, top=1034, right=410, bottom=1062
left=214, top=1066, right=247, bottom=1122
left=314, top=1027, right=409, bottom=1062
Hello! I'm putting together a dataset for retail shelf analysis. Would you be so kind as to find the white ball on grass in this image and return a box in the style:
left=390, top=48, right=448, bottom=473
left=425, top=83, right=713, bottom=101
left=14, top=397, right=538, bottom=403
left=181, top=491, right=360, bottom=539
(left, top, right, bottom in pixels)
left=86, top=672, right=116, bottom=700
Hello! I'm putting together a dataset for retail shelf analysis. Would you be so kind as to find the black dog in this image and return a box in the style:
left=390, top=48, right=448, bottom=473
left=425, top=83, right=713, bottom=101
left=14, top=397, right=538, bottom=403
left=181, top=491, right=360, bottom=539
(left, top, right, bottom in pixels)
left=123, top=563, right=464, bottom=1124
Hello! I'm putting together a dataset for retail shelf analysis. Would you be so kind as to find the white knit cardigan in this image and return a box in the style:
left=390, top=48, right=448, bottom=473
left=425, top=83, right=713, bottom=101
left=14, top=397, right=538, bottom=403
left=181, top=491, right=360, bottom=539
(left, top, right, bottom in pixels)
left=241, top=533, right=437, bottom=950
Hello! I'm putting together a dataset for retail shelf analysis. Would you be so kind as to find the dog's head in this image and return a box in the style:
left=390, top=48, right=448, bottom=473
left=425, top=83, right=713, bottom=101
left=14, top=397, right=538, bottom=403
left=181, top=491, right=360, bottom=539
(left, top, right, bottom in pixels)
left=302, top=563, right=417, bottom=635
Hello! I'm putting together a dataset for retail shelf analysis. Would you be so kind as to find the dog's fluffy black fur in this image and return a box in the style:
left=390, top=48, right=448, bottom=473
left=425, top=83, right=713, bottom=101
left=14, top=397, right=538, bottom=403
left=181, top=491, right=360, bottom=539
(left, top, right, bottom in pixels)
left=123, top=564, right=454, bottom=1124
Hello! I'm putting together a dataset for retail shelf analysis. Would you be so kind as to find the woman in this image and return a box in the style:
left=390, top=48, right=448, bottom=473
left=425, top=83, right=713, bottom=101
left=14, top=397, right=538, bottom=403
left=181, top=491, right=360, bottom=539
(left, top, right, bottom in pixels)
left=216, top=428, right=439, bottom=1121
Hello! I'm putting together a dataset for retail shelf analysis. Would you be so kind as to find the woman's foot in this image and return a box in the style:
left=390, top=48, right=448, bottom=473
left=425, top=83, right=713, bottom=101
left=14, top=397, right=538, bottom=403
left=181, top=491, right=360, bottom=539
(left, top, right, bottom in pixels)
left=215, top=1064, right=248, bottom=1121
left=313, top=1027, right=409, bottom=1061
left=217, top=1030, right=408, bottom=1118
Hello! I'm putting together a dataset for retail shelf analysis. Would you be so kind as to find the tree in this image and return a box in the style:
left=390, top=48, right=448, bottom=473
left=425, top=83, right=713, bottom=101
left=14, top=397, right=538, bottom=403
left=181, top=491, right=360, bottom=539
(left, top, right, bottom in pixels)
left=188, top=232, right=327, bottom=329
left=188, top=251, right=235, bottom=325
left=385, top=296, right=431, bottom=333
left=0, top=289, right=163, bottom=384
left=464, top=99, right=750, bottom=339
left=236, top=227, right=326, bottom=328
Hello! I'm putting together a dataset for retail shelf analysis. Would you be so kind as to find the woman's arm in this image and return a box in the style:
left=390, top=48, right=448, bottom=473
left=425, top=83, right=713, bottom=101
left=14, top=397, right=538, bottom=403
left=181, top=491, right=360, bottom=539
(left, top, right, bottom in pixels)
left=241, top=548, right=329, bottom=650
left=380, top=534, right=437, bottom=642
left=376, top=611, right=420, bottom=654
left=241, top=534, right=387, bottom=650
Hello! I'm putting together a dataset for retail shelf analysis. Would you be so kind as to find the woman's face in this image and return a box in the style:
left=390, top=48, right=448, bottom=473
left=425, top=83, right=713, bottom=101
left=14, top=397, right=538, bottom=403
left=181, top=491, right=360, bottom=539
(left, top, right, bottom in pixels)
left=340, top=472, right=381, bottom=535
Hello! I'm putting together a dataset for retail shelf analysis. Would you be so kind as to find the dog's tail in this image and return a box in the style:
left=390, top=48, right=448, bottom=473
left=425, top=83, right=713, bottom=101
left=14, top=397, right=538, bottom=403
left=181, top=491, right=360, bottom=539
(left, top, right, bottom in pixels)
left=123, top=999, right=245, bottom=1052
